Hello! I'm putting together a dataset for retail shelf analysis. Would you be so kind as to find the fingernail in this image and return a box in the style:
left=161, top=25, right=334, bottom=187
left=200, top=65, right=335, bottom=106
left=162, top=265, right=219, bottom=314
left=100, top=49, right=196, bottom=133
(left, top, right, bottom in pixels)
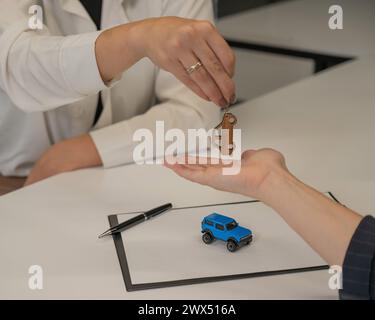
left=219, top=98, right=228, bottom=108
left=230, top=94, right=237, bottom=104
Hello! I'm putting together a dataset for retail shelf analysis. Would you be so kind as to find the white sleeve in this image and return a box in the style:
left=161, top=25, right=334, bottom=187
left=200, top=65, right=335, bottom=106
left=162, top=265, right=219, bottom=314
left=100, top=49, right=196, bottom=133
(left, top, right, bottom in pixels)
left=90, top=0, right=221, bottom=168
left=0, top=0, right=107, bottom=112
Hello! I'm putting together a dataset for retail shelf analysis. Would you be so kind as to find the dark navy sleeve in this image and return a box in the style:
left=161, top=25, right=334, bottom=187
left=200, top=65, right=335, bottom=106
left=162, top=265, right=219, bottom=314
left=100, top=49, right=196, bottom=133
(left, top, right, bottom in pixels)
left=339, top=215, right=375, bottom=300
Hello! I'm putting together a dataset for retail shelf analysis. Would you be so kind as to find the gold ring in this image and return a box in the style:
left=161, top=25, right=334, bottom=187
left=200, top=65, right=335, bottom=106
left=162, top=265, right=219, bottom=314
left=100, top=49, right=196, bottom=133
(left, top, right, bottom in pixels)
left=186, top=61, right=203, bottom=75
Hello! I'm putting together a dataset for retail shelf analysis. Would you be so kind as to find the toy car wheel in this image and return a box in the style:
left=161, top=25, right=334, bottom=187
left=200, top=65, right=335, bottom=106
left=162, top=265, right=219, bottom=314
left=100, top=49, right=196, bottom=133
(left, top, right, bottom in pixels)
left=227, top=240, right=238, bottom=252
left=202, top=232, right=214, bottom=244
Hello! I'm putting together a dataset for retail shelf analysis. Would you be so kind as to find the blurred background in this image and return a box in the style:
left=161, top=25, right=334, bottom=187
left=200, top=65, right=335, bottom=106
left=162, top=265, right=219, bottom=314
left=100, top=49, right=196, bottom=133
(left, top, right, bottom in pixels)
left=214, top=0, right=362, bottom=102
left=217, top=0, right=287, bottom=17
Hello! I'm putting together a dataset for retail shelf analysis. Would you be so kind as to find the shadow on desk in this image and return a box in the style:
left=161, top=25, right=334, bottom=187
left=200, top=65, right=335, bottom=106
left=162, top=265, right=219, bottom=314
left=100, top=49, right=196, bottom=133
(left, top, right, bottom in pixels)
left=0, top=175, right=26, bottom=196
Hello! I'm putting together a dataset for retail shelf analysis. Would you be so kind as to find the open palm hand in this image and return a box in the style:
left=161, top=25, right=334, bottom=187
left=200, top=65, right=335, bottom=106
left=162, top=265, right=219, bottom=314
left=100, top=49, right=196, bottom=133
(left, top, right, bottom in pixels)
left=165, top=149, right=288, bottom=201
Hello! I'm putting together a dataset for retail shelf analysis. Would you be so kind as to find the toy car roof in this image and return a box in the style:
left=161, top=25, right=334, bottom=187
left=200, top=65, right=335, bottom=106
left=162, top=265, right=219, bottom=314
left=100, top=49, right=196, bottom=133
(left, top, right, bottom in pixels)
left=204, top=213, right=235, bottom=225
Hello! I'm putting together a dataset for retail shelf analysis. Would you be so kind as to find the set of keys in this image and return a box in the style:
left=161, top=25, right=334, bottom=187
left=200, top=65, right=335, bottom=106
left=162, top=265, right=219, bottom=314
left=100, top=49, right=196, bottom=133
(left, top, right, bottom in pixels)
left=214, top=105, right=237, bottom=156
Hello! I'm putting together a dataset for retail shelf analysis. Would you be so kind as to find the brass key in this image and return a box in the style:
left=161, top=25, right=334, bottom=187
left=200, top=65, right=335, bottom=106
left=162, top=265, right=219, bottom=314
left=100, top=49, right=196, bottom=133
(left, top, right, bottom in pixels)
left=215, top=108, right=237, bottom=155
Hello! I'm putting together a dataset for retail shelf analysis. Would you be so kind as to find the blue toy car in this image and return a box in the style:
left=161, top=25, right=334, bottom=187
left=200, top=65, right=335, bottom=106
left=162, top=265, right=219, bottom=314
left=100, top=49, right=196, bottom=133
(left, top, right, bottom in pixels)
left=201, top=213, right=253, bottom=252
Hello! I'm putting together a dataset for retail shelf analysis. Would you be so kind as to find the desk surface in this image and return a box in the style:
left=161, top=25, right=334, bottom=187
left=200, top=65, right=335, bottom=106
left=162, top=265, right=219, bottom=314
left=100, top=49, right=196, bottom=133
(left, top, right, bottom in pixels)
left=1, top=57, right=375, bottom=299
left=217, top=0, right=375, bottom=58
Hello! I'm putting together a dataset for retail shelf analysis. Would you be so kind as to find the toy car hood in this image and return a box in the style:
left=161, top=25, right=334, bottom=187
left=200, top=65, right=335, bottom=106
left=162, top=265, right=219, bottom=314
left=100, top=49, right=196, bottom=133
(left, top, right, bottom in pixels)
left=232, top=226, right=252, bottom=238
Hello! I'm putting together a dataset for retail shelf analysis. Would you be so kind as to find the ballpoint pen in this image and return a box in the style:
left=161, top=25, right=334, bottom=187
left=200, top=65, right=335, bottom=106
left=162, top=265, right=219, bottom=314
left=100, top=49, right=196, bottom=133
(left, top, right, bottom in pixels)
left=98, top=203, right=173, bottom=238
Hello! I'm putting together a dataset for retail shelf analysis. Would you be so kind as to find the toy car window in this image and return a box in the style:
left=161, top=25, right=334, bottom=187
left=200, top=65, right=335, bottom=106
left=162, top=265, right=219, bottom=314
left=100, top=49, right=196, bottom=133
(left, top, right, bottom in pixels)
left=226, top=221, right=238, bottom=230
left=216, top=224, right=224, bottom=231
left=206, top=220, right=213, bottom=226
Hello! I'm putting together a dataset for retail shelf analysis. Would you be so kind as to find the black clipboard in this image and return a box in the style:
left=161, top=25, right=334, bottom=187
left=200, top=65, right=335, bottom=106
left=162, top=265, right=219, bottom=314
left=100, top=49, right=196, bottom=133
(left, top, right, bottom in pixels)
left=109, top=192, right=340, bottom=292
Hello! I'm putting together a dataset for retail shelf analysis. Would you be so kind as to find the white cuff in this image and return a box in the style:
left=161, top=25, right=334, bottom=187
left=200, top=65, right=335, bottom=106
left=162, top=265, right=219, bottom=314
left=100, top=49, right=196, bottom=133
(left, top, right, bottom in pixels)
left=90, top=122, right=136, bottom=168
left=60, top=31, right=109, bottom=96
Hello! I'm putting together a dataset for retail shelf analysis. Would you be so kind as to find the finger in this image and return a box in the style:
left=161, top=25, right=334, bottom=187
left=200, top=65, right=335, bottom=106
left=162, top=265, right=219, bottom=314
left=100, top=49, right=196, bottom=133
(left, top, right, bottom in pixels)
left=181, top=154, right=234, bottom=168
left=185, top=156, right=226, bottom=167
left=165, top=161, right=208, bottom=171
left=179, top=53, right=228, bottom=108
left=172, top=63, right=209, bottom=101
left=165, top=154, right=209, bottom=169
left=241, top=150, right=257, bottom=160
left=206, top=31, right=236, bottom=78
left=165, top=153, right=234, bottom=170
left=164, top=161, right=199, bottom=176
left=170, top=164, right=211, bottom=185
left=194, top=41, right=235, bottom=103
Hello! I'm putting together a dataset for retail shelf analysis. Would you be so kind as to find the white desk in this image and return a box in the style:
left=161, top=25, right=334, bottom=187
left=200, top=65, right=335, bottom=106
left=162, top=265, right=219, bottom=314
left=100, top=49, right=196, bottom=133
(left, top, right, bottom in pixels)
left=217, top=0, right=375, bottom=59
left=1, top=57, right=375, bottom=299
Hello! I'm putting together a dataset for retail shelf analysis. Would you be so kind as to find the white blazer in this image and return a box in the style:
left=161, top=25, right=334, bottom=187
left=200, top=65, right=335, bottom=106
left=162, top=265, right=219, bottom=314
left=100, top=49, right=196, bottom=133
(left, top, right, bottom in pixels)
left=0, top=0, right=220, bottom=176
